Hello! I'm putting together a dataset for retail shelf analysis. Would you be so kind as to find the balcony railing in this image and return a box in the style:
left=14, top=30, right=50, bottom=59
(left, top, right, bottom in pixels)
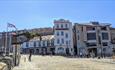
left=55, top=28, right=69, bottom=30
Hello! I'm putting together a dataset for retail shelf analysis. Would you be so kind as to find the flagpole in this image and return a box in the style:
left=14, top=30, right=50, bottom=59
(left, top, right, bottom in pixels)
left=14, top=27, right=18, bottom=66
left=5, top=23, right=8, bottom=56
left=9, top=31, right=12, bottom=55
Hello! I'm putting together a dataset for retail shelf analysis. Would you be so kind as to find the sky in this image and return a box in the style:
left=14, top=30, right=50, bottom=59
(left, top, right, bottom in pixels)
left=0, top=0, right=115, bottom=32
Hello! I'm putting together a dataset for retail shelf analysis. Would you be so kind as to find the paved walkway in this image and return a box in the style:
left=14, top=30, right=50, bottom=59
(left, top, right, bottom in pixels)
left=13, top=55, right=38, bottom=70
left=13, top=55, right=115, bottom=70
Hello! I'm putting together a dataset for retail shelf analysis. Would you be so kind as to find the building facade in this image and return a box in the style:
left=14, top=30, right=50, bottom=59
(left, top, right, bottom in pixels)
left=54, top=19, right=74, bottom=55
left=110, top=28, right=115, bottom=55
left=74, top=22, right=112, bottom=57
left=20, top=19, right=114, bottom=57
left=21, top=35, right=55, bottom=55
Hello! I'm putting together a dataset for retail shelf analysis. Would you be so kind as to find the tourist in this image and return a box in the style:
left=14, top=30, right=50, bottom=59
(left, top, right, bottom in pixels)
left=29, top=49, right=32, bottom=61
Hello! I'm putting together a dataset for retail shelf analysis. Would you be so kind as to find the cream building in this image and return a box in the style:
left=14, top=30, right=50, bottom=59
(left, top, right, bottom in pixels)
left=54, top=19, right=74, bottom=55
left=74, top=22, right=112, bottom=57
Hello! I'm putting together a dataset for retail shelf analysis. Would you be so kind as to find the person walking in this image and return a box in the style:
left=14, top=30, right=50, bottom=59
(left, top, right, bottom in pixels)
left=29, top=49, right=32, bottom=62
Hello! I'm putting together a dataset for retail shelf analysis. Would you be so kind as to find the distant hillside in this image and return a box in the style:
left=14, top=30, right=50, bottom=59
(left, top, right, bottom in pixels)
left=28, top=27, right=54, bottom=35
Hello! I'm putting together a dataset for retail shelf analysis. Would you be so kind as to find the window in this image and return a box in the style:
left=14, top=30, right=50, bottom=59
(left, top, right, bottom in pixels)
left=61, top=31, right=64, bottom=36
left=66, top=41, right=68, bottom=45
left=57, top=39, right=60, bottom=44
left=51, top=40, right=54, bottom=46
left=61, top=38, right=64, bottom=44
left=57, top=31, right=59, bottom=36
left=57, top=24, right=59, bottom=28
left=58, top=47, right=64, bottom=51
left=34, top=41, right=36, bottom=47
left=102, top=33, right=109, bottom=40
left=87, top=33, right=96, bottom=40
left=47, top=41, right=50, bottom=46
left=65, top=24, right=68, bottom=28
left=26, top=42, right=29, bottom=47
left=39, top=41, right=41, bottom=47
left=65, top=33, right=68, bottom=38
left=102, top=42, right=108, bottom=46
left=61, top=24, right=63, bottom=28
left=43, top=41, right=45, bottom=46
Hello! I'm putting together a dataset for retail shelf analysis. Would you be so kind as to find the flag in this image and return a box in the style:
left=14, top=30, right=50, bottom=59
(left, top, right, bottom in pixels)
left=7, top=23, right=16, bottom=28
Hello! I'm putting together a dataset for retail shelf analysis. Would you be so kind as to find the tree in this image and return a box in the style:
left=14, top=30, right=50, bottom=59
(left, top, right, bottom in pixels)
left=12, top=31, right=42, bottom=44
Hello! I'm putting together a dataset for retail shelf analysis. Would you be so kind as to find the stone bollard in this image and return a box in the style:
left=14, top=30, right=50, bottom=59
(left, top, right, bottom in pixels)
left=0, top=62, right=8, bottom=70
left=24, top=56, right=26, bottom=62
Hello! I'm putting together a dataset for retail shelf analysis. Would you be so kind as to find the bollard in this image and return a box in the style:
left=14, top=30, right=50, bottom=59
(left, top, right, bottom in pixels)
left=24, top=57, right=26, bottom=62
left=112, top=56, right=115, bottom=62
left=0, top=62, right=8, bottom=70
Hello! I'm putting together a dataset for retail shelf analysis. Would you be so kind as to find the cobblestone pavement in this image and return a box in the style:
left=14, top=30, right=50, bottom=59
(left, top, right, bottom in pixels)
left=13, top=55, right=115, bottom=70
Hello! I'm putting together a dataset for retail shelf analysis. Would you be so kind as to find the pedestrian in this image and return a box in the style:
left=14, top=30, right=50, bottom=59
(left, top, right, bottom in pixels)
left=29, top=49, right=32, bottom=62
left=80, top=52, right=82, bottom=58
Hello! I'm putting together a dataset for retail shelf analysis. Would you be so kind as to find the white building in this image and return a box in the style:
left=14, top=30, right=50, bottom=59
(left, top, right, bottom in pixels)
left=54, top=19, right=74, bottom=55
left=21, top=35, right=55, bottom=55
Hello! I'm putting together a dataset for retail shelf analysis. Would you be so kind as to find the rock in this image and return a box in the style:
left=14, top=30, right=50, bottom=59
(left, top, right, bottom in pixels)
left=0, top=62, right=8, bottom=70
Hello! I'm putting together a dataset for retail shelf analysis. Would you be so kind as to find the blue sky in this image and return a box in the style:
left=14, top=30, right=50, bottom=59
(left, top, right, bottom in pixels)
left=0, top=0, right=115, bottom=32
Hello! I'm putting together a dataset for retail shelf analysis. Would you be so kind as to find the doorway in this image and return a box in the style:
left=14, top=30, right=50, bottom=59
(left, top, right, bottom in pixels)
left=88, top=48, right=97, bottom=57
left=113, top=49, right=115, bottom=55
left=66, top=48, right=70, bottom=55
left=74, top=46, right=77, bottom=55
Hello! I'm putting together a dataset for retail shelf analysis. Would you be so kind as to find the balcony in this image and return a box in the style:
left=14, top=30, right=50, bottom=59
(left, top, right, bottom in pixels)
left=86, top=42, right=97, bottom=48
left=86, top=26, right=96, bottom=33
left=55, top=28, right=69, bottom=30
